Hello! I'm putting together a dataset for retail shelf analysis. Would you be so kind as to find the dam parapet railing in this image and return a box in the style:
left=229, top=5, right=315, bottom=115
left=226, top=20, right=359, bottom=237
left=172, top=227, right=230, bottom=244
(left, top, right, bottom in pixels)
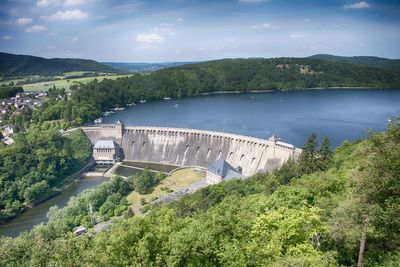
left=81, top=123, right=301, bottom=177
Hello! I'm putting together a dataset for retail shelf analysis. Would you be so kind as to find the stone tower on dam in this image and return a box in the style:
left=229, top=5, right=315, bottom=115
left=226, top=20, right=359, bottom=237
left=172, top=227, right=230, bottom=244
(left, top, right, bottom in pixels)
left=81, top=123, right=301, bottom=177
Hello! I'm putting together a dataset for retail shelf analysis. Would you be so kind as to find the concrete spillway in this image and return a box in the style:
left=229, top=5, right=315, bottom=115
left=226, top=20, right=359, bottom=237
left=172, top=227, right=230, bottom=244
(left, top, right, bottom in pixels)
left=82, top=124, right=301, bottom=177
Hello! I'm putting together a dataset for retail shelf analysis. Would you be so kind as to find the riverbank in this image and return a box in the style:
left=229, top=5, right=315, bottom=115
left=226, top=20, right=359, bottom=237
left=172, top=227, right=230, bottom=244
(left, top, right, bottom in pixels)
left=0, top=159, right=96, bottom=225
left=199, top=87, right=384, bottom=96
left=200, top=89, right=275, bottom=95
left=191, top=87, right=394, bottom=97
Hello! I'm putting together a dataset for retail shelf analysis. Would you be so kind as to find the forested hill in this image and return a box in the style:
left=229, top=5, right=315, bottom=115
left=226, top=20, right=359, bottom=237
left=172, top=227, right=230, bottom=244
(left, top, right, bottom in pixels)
left=103, top=57, right=400, bottom=98
left=309, top=54, right=400, bottom=72
left=0, top=52, right=119, bottom=77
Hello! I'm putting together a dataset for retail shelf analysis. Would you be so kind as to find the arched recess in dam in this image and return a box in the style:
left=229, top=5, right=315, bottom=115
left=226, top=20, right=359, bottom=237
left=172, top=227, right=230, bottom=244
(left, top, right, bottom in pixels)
left=81, top=124, right=301, bottom=177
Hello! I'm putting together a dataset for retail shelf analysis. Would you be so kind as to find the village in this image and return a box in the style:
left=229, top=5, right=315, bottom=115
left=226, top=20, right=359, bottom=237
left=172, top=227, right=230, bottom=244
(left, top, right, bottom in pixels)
left=0, top=91, right=47, bottom=145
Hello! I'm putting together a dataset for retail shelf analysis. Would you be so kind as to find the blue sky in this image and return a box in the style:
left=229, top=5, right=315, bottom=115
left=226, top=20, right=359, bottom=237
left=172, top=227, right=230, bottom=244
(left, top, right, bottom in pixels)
left=0, top=0, right=399, bottom=62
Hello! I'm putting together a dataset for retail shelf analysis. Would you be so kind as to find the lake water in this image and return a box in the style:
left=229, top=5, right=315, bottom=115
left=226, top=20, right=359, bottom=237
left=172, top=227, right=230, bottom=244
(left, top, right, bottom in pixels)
left=0, top=176, right=108, bottom=238
left=103, top=89, right=400, bottom=147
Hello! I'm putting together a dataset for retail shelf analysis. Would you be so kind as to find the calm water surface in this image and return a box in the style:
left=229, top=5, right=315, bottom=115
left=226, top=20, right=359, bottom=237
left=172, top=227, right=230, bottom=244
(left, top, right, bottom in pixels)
left=0, top=176, right=108, bottom=238
left=104, top=89, right=400, bottom=147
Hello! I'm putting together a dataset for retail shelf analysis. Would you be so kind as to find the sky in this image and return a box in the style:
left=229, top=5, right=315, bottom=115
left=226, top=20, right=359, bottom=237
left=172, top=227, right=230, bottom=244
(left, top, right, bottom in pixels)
left=0, top=0, right=399, bottom=62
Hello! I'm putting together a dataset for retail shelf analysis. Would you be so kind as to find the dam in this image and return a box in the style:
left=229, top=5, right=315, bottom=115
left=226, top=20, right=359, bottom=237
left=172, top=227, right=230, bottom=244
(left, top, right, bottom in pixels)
left=82, top=122, right=301, bottom=177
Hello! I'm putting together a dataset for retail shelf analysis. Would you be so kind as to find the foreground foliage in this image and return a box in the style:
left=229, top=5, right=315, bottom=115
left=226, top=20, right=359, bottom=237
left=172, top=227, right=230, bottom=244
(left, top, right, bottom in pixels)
left=0, top=124, right=399, bottom=266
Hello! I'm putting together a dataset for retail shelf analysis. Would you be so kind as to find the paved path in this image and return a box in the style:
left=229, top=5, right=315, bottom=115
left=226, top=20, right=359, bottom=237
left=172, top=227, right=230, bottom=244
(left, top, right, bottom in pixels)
left=93, top=220, right=113, bottom=233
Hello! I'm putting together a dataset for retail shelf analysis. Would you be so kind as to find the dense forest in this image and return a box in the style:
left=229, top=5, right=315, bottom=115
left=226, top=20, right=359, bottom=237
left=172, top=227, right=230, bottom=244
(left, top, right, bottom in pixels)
left=0, top=122, right=399, bottom=266
left=0, top=122, right=92, bottom=222
left=0, top=52, right=119, bottom=78
left=310, top=54, right=400, bottom=73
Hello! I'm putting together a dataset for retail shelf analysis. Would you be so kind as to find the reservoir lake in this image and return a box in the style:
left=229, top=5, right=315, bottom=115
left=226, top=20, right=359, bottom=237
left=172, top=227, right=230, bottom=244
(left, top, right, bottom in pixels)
left=104, top=89, right=400, bottom=147
left=1, top=88, right=399, bottom=237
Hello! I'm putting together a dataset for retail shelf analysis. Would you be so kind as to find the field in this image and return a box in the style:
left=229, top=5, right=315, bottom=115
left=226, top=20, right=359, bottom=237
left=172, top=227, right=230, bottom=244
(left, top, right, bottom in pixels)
left=127, top=168, right=205, bottom=210
left=22, top=74, right=133, bottom=91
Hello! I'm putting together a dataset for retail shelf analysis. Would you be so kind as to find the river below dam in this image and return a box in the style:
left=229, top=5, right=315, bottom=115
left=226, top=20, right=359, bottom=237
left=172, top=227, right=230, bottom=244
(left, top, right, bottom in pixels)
left=0, top=176, right=109, bottom=238
left=1, top=88, right=399, bottom=238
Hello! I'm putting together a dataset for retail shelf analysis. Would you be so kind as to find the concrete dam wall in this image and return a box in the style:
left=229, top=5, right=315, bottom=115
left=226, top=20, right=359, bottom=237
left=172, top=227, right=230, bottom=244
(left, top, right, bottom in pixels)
left=82, top=124, right=301, bottom=177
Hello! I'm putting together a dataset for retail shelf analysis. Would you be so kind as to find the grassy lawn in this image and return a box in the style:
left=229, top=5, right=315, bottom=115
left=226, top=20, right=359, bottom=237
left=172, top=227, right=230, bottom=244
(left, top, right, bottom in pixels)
left=22, top=74, right=133, bottom=91
left=127, top=168, right=205, bottom=210
left=62, top=71, right=95, bottom=76
left=123, top=161, right=179, bottom=173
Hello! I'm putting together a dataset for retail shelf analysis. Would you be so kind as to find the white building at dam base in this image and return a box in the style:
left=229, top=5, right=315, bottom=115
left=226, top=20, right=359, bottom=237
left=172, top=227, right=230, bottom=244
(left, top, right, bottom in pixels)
left=92, top=140, right=120, bottom=164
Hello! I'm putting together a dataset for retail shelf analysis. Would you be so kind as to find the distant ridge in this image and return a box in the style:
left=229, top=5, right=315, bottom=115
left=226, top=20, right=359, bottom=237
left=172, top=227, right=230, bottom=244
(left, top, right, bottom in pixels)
left=309, top=54, right=400, bottom=72
left=102, top=62, right=196, bottom=73
left=0, top=52, right=120, bottom=77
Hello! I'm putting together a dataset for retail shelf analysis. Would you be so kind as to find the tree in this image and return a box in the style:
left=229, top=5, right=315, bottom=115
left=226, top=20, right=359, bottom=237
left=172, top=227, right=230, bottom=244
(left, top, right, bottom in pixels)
left=135, top=168, right=154, bottom=194
left=298, top=133, right=318, bottom=174
left=318, top=137, right=332, bottom=170
left=330, top=124, right=400, bottom=266
left=273, top=158, right=299, bottom=184
left=63, top=100, right=72, bottom=122
left=247, top=205, right=332, bottom=265
left=354, top=124, right=400, bottom=264
left=24, top=180, right=50, bottom=203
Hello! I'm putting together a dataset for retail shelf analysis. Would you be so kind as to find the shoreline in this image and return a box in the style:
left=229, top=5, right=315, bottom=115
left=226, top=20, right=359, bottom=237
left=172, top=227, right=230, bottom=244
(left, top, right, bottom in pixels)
left=198, top=87, right=391, bottom=96
left=0, top=159, right=96, bottom=226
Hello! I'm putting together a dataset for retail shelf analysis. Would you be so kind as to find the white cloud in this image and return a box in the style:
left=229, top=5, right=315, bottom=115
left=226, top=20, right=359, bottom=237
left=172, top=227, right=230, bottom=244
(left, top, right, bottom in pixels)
left=16, top=18, right=33, bottom=25
left=64, top=0, right=85, bottom=6
left=289, top=33, right=307, bottom=38
left=36, top=0, right=60, bottom=7
left=251, top=23, right=278, bottom=29
left=43, top=9, right=88, bottom=21
left=344, top=1, right=370, bottom=9
left=2, top=35, right=14, bottom=40
left=177, top=17, right=184, bottom=22
left=25, top=25, right=48, bottom=32
left=137, top=33, right=164, bottom=44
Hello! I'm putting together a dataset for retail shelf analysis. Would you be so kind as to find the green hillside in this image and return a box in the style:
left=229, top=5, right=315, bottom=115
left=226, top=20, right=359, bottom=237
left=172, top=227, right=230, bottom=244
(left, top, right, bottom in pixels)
left=141, top=57, right=400, bottom=95
left=0, top=52, right=120, bottom=78
left=310, top=54, right=400, bottom=72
